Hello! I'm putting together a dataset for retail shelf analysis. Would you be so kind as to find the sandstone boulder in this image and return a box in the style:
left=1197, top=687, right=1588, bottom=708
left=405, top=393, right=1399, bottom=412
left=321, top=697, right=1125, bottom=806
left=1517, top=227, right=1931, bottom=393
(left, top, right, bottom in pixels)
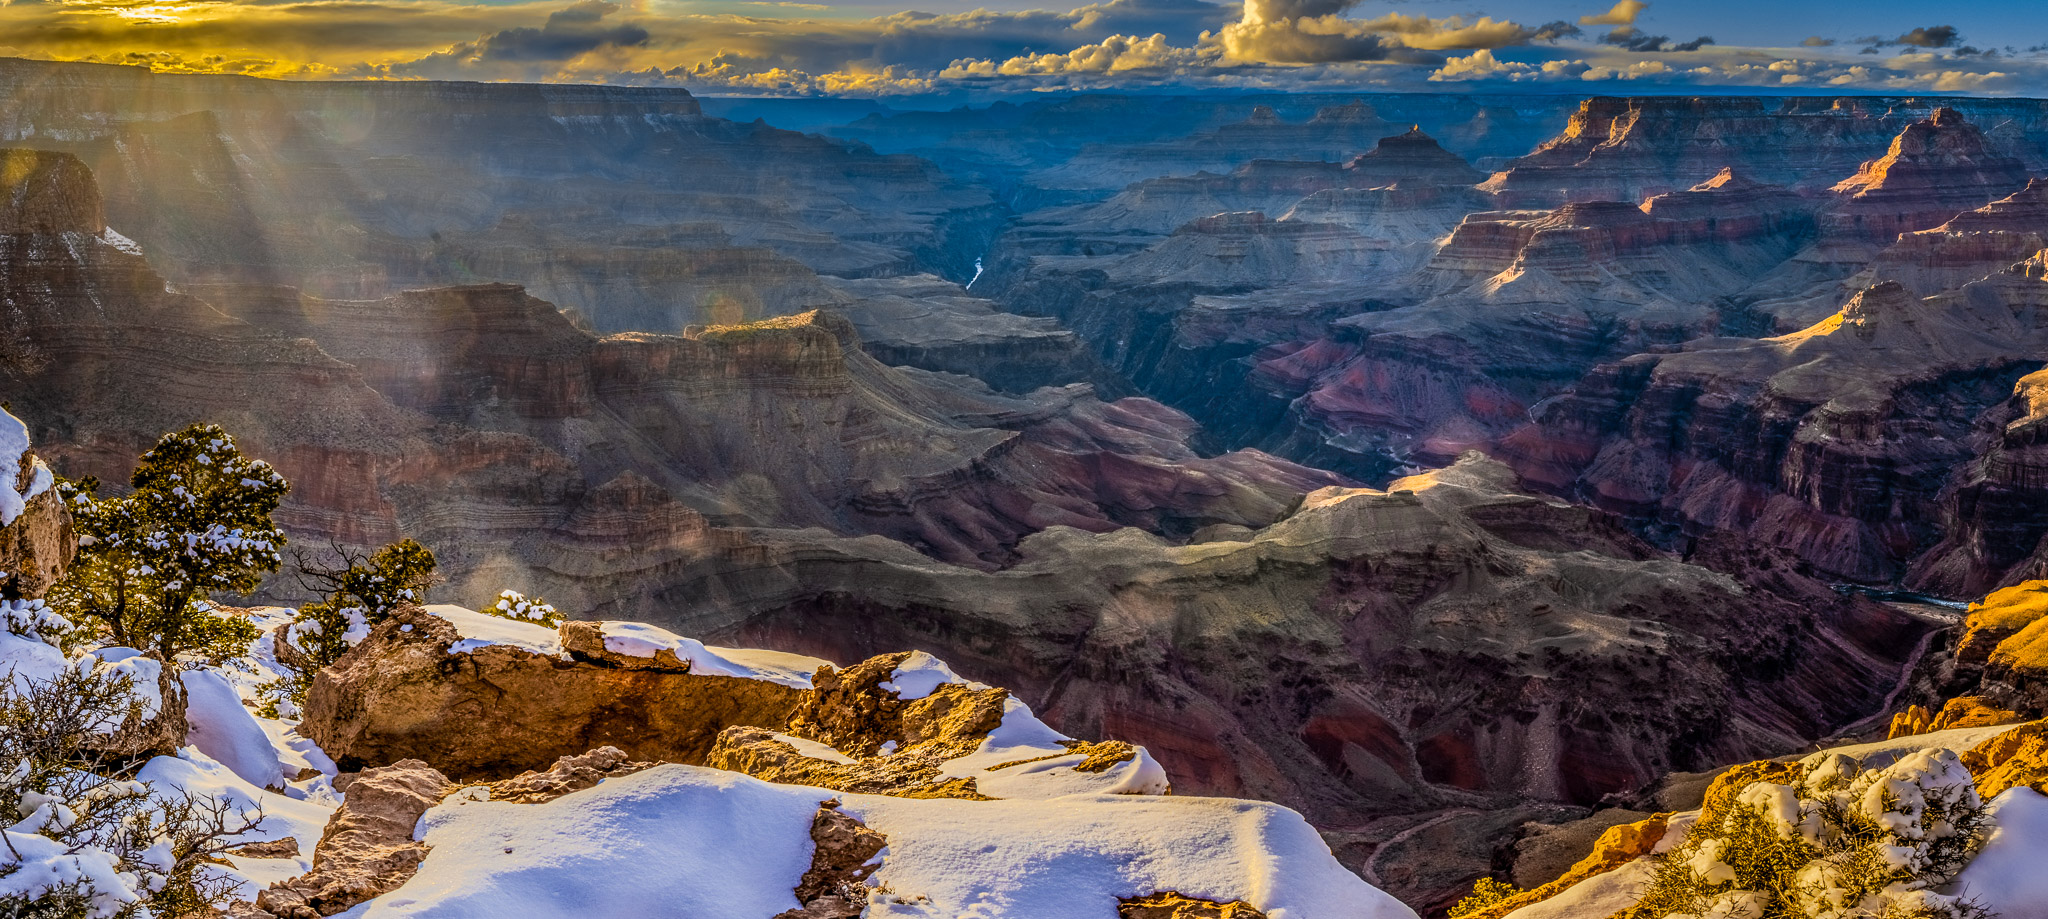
left=485, top=746, right=654, bottom=804
left=773, top=803, right=888, bottom=919
left=0, top=408, right=72, bottom=599
left=302, top=605, right=807, bottom=780
left=1119, top=892, right=1270, bottom=918
left=254, top=759, right=454, bottom=919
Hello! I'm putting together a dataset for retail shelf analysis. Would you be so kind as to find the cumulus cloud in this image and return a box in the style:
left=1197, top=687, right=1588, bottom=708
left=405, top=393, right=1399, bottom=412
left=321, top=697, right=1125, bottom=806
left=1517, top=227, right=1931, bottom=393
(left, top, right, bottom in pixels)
left=0, top=0, right=2042, bottom=98
left=946, top=32, right=1206, bottom=76
left=1429, top=48, right=1533, bottom=81
left=1579, top=0, right=1646, bottom=28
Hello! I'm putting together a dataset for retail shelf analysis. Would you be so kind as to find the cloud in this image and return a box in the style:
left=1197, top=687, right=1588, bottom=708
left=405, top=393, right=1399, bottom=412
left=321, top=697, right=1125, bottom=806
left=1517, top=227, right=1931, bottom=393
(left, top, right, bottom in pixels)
left=1429, top=48, right=1532, bottom=80
left=1579, top=0, right=1646, bottom=28
left=947, top=32, right=1207, bottom=76
left=1600, top=28, right=1712, bottom=53
left=1896, top=25, right=1961, bottom=49
left=1210, top=4, right=1541, bottom=64
left=1857, top=25, right=1964, bottom=52
left=0, top=0, right=2042, bottom=99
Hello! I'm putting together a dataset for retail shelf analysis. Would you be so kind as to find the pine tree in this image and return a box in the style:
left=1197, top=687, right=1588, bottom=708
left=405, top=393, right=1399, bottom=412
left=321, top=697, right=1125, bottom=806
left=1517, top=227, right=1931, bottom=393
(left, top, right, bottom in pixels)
left=48, top=424, right=289, bottom=665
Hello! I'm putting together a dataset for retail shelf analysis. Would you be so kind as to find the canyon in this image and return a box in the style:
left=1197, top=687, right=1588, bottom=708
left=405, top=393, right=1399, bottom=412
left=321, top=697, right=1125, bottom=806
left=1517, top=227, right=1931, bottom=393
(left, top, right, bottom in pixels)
left=8, top=59, right=2048, bottom=913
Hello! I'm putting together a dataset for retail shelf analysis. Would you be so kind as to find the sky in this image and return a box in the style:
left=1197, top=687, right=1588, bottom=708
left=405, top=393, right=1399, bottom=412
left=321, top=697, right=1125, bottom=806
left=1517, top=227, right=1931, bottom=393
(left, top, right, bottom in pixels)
left=2, top=0, right=2045, bottom=98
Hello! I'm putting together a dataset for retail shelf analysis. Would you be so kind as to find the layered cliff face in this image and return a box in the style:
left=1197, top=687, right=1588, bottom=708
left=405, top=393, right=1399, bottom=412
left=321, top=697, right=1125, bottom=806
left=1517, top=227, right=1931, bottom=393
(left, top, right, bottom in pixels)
left=1478, top=96, right=2048, bottom=209
left=0, top=57, right=1002, bottom=302
left=1023, top=127, right=1485, bottom=239
left=1822, top=107, right=2032, bottom=247
left=2, top=149, right=1346, bottom=597
left=1862, top=178, right=2048, bottom=296
left=1502, top=258, right=2048, bottom=586
left=598, top=454, right=1920, bottom=890
left=1913, top=365, right=2048, bottom=596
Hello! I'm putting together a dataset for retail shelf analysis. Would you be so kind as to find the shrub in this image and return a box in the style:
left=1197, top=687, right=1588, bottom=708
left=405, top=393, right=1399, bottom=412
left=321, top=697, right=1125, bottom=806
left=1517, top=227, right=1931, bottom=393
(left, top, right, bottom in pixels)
left=48, top=425, right=288, bottom=665
left=479, top=589, right=560, bottom=628
left=1449, top=877, right=1524, bottom=917
left=1628, top=747, right=1993, bottom=919
left=0, top=666, right=259, bottom=918
left=262, top=539, right=436, bottom=716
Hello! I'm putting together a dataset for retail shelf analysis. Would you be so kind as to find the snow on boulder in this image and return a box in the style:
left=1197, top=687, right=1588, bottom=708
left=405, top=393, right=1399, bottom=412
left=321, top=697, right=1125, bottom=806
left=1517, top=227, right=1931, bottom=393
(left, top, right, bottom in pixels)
left=421, top=604, right=566, bottom=658
left=0, top=406, right=72, bottom=598
left=343, top=764, right=1417, bottom=919
left=182, top=666, right=291, bottom=790
left=563, top=619, right=829, bottom=688
left=880, top=650, right=983, bottom=700
left=711, top=649, right=1170, bottom=801
left=81, top=647, right=164, bottom=726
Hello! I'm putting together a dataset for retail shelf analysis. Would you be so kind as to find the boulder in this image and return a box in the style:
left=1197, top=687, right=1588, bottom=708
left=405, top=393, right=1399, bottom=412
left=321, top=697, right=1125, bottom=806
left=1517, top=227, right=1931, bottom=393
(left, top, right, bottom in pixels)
left=301, top=605, right=807, bottom=780
left=0, top=408, right=72, bottom=599
left=485, top=746, right=653, bottom=804
left=1119, top=893, right=1270, bottom=918
left=772, top=803, right=888, bottom=919
left=254, top=760, right=455, bottom=919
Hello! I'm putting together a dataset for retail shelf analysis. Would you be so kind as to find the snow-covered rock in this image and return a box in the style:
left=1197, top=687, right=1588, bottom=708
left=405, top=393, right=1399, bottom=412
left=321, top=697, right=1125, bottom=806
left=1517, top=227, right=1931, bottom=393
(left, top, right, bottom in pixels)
left=337, top=765, right=1416, bottom=919
left=182, top=667, right=291, bottom=791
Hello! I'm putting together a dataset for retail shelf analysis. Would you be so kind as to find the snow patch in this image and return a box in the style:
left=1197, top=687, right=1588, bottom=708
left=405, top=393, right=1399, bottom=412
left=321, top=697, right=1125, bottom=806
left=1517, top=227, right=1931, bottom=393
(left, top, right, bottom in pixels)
left=939, top=694, right=1171, bottom=798
left=423, top=604, right=566, bottom=658
left=597, top=620, right=827, bottom=688
left=100, top=227, right=144, bottom=256
left=880, top=650, right=984, bottom=701
left=0, top=407, right=51, bottom=526
left=771, top=732, right=857, bottom=765
left=137, top=748, right=336, bottom=902
left=339, top=766, right=1415, bottom=919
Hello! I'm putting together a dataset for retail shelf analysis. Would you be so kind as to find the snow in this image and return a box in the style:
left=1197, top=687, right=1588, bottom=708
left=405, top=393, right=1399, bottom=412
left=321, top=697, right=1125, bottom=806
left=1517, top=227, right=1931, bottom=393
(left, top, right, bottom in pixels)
left=81, top=647, right=162, bottom=727
left=0, top=629, right=66, bottom=690
left=1503, top=859, right=1660, bottom=919
left=938, top=694, right=1172, bottom=798
left=1808, top=723, right=2024, bottom=770
left=1946, top=787, right=2048, bottom=918
left=771, top=732, right=857, bottom=764
left=843, top=790, right=1416, bottom=919
left=423, top=604, right=566, bottom=658
left=0, top=407, right=50, bottom=526
left=99, top=227, right=144, bottom=256
left=0, top=821, right=141, bottom=918
left=181, top=667, right=290, bottom=791
left=337, top=765, right=1414, bottom=919
left=880, top=650, right=985, bottom=700
left=337, top=766, right=821, bottom=919
left=137, top=748, right=337, bottom=901
left=596, top=621, right=829, bottom=688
